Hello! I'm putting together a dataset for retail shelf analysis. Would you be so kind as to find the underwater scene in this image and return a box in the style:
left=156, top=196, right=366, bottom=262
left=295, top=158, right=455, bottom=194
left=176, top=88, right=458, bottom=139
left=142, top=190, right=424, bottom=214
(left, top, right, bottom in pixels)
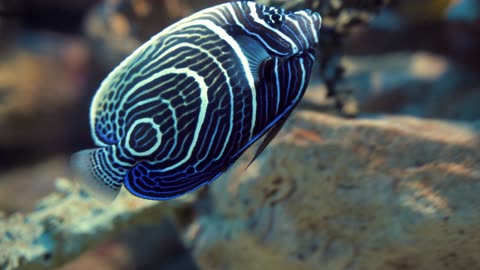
left=0, top=0, right=479, bottom=269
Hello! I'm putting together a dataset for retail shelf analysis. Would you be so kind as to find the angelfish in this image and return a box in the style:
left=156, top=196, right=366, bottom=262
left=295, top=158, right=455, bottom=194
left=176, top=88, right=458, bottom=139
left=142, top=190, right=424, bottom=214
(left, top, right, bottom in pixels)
left=71, top=1, right=322, bottom=201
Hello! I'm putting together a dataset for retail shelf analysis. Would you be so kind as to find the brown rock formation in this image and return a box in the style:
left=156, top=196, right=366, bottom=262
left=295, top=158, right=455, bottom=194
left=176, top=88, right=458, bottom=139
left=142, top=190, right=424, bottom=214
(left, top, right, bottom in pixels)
left=179, top=110, right=480, bottom=270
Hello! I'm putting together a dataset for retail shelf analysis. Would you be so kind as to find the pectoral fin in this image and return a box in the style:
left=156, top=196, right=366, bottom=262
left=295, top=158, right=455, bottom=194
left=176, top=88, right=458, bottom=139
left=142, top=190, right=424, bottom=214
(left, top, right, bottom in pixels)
left=245, top=115, right=289, bottom=169
left=235, top=34, right=270, bottom=81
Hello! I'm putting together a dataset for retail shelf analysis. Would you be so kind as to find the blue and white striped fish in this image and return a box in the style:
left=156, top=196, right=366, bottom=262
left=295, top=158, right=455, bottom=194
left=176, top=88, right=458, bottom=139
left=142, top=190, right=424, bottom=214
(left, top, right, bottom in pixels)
left=71, top=1, right=322, bottom=201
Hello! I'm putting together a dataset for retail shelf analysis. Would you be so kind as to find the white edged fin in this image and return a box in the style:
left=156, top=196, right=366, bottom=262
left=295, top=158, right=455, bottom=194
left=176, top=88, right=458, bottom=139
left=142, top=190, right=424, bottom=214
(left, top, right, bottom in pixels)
left=70, top=148, right=121, bottom=203
left=235, top=35, right=270, bottom=81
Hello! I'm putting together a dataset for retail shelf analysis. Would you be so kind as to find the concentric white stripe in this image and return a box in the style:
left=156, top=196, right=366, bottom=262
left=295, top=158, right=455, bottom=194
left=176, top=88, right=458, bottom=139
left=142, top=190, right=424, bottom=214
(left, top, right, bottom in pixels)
left=132, top=39, right=236, bottom=161
left=90, top=2, right=321, bottom=184
left=125, top=118, right=162, bottom=157
left=191, top=19, right=257, bottom=138
left=103, top=145, right=128, bottom=176
left=116, top=66, right=208, bottom=172
left=89, top=3, right=233, bottom=145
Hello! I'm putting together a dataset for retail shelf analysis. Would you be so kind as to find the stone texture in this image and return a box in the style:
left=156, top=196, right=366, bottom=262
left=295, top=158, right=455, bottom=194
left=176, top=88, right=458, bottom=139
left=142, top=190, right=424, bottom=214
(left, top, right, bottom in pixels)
left=0, top=179, right=196, bottom=270
left=179, top=110, right=480, bottom=270
left=0, top=157, right=69, bottom=213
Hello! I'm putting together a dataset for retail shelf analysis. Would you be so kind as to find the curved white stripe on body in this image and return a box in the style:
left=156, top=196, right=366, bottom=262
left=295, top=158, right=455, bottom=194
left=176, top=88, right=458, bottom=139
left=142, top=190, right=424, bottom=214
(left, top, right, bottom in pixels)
left=161, top=43, right=234, bottom=161
left=158, top=99, right=178, bottom=161
left=246, top=2, right=298, bottom=55
left=123, top=40, right=235, bottom=162
left=89, top=3, right=232, bottom=146
left=285, top=17, right=308, bottom=49
left=294, top=58, right=307, bottom=103
left=305, top=12, right=320, bottom=43
left=116, top=67, right=208, bottom=171
left=125, top=118, right=163, bottom=157
left=97, top=145, right=128, bottom=179
left=191, top=19, right=257, bottom=139
left=92, top=4, right=258, bottom=157
left=274, top=58, right=281, bottom=113
left=91, top=3, right=258, bottom=144
left=225, top=4, right=284, bottom=56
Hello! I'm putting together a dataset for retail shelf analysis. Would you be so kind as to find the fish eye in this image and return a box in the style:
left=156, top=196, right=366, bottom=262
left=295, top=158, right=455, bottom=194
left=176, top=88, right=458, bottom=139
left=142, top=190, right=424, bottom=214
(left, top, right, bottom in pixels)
left=264, top=8, right=285, bottom=27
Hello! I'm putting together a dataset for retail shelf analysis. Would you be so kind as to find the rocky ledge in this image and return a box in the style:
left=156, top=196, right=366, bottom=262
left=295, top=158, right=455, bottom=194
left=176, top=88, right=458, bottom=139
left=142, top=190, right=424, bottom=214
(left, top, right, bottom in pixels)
left=1, top=110, right=478, bottom=270
left=179, top=110, right=480, bottom=270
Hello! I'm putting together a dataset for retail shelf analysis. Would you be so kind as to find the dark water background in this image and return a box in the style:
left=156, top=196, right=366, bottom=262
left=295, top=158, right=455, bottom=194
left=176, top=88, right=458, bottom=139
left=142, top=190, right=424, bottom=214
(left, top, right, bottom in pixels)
left=0, top=0, right=478, bottom=269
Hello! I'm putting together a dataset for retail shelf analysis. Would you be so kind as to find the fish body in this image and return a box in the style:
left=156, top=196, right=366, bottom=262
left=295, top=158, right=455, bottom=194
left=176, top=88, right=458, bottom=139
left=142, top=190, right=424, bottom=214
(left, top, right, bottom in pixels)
left=71, top=1, right=322, bottom=201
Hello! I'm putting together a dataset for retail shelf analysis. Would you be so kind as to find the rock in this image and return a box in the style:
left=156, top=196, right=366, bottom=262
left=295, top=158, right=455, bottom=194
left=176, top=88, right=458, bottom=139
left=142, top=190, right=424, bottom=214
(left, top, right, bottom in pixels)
left=179, top=110, right=480, bottom=270
left=0, top=179, right=179, bottom=270
left=59, top=222, right=196, bottom=270
left=0, top=157, right=70, bottom=213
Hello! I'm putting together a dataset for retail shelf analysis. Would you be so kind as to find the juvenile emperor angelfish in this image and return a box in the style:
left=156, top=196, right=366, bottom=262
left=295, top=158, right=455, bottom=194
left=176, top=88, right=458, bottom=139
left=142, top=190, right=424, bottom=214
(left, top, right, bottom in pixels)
left=71, top=1, right=322, bottom=201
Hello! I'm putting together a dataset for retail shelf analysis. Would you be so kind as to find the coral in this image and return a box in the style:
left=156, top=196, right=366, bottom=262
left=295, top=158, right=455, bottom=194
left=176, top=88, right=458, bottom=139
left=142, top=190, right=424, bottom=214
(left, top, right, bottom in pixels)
left=0, top=179, right=195, bottom=270
left=179, top=110, right=480, bottom=270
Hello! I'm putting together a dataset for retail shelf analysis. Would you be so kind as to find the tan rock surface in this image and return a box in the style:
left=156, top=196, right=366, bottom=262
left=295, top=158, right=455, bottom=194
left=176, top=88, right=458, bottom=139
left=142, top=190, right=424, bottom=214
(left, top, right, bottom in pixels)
left=0, top=179, right=195, bottom=270
left=180, top=110, right=480, bottom=270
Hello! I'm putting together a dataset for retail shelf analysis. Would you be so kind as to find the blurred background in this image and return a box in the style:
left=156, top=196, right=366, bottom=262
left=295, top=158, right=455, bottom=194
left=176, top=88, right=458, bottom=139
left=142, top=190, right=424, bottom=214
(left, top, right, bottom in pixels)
left=0, top=0, right=478, bottom=269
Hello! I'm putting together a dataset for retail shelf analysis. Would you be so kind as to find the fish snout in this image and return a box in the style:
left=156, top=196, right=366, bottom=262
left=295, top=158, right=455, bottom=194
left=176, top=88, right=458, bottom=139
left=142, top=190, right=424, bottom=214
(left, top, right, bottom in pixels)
left=311, top=12, right=322, bottom=32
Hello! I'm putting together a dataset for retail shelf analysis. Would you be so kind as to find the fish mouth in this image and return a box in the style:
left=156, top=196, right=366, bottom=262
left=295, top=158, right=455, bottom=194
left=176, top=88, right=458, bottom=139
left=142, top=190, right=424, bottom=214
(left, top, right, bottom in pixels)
left=288, top=10, right=322, bottom=55
left=309, top=12, right=322, bottom=44
left=311, top=12, right=322, bottom=33
left=303, top=8, right=322, bottom=26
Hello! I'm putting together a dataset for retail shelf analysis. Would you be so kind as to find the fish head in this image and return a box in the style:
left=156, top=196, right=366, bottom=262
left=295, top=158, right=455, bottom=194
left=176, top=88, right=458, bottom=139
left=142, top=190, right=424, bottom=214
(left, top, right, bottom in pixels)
left=242, top=2, right=322, bottom=57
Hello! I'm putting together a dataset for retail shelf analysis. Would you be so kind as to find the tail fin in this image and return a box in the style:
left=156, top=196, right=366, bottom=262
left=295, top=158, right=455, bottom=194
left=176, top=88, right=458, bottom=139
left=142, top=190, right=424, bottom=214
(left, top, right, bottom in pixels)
left=70, top=148, right=122, bottom=203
